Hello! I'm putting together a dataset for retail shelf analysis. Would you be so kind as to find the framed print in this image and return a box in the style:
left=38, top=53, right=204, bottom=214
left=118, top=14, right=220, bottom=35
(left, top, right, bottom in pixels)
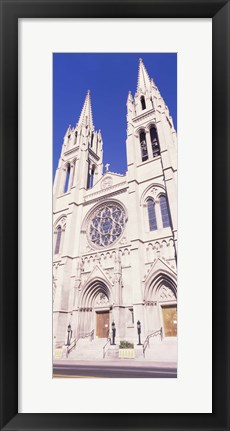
left=0, top=0, right=229, bottom=430
left=52, top=52, right=178, bottom=376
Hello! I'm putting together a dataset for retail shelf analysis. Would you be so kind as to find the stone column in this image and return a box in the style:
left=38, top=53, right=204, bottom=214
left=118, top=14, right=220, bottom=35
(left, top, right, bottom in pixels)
left=112, top=306, right=121, bottom=341
left=71, top=309, right=80, bottom=339
left=72, top=159, right=78, bottom=187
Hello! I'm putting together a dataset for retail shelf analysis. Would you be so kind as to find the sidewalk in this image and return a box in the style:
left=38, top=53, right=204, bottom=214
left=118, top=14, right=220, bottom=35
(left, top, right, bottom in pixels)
left=53, top=359, right=177, bottom=369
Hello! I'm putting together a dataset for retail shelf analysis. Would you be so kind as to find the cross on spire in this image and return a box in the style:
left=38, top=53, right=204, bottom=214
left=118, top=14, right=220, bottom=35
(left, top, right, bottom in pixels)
left=105, top=163, right=110, bottom=172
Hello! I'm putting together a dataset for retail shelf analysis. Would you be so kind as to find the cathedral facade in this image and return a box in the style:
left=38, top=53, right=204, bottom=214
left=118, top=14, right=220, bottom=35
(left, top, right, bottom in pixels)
left=53, top=59, right=177, bottom=352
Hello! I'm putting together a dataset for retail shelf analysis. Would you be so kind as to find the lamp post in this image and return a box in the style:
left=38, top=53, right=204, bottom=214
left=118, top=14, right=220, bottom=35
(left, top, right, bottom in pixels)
left=67, top=323, right=72, bottom=347
left=137, top=320, right=142, bottom=345
left=111, top=321, right=116, bottom=345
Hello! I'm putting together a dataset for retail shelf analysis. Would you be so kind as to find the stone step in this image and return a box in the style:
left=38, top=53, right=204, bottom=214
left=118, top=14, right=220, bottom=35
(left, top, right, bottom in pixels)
left=69, top=338, right=108, bottom=360
left=144, top=342, right=177, bottom=362
left=68, top=338, right=177, bottom=362
left=104, top=347, right=119, bottom=359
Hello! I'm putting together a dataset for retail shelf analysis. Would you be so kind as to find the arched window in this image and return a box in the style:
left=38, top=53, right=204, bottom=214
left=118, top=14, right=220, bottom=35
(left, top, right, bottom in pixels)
left=140, top=131, right=148, bottom=162
left=64, top=164, right=70, bottom=193
left=54, top=216, right=66, bottom=256
left=140, top=96, right=146, bottom=110
left=87, top=164, right=95, bottom=189
left=147, top=199, right=157, bottom=231
left=71, top=161, right=76, bottom=188
left=91, top=133, right=94, bottom=148
left=90, top=165, right=95, bottom=188
left=150, top=126, right=160, bottom=157
left=160, top=195, right=171, bottom=228
left=55, top=226, right=62, bottom=254
left=74, top=131, right=78, bottom=144
left=150, top=96, right=154, bottom=109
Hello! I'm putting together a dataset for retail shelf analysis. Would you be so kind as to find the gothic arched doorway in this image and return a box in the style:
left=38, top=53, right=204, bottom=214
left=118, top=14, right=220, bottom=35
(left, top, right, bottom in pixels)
left=79, top=279, right=111, bottom=339
left=158, top=284, right=177, bottom=337
left=145, top=273, right=177, bottom=338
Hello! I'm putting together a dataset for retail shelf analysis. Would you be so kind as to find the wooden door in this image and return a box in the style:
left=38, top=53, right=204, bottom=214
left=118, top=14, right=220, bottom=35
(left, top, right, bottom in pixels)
left=96, top=311, right=109, bottom=338
left=162, top=305, right=177, bottom=336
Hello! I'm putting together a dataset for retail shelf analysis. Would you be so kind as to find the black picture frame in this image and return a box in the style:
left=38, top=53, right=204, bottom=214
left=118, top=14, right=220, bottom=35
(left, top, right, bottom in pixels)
left=0, top=1, right=229, bottom=430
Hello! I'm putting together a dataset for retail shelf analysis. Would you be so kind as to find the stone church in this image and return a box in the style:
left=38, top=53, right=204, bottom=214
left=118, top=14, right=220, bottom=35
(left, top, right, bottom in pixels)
left=53, top=59, right=177, bottom=358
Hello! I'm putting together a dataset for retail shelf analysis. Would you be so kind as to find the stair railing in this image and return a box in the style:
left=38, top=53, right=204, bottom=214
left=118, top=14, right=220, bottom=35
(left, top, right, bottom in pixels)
left=79, top=329, right=94, bottom=342
left=103, top=337, right=111, bottom=359
left=142, top=327, right=163, bottom=358
left=66, top=329, right=95, bottom=358
left=66, top=337, right=78, bottom=357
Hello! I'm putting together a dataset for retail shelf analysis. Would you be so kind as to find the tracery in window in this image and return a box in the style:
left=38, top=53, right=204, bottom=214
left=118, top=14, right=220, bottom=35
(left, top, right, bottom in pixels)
left=88, top=204, right=125, bottom=248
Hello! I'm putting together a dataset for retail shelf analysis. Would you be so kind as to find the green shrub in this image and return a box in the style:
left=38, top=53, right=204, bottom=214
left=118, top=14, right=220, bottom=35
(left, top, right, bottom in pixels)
left=119, top=340, right=134, bottom=349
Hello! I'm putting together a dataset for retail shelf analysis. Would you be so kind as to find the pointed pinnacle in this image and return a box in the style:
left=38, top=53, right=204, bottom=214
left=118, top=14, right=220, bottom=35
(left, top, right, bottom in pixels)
left=65, top=124, right=72, bottom=137
left=127, top=90, right=133, bottom=103
left=78, top=90, right=94, bottom=129
left=150, top=77, right=157, bottom=88
left=137, top=58, right=151, bottom=92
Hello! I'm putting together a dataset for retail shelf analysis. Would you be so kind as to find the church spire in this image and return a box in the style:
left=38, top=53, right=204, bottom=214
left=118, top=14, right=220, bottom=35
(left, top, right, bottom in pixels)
left=127, top=90, right=133, bottom=104
left=137, top=58, right=151, bottom=92
left=78, top=89, right=94, bottom=129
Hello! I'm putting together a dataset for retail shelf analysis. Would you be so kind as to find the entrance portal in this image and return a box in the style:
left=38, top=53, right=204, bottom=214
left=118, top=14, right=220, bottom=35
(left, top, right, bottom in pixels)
left=96, top=311, right=109, bottom=338
left=162, top=304, right=177, bottom=336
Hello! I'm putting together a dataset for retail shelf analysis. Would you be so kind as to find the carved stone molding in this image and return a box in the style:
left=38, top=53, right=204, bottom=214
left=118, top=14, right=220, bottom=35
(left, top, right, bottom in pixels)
left=96, top=293, right=109, bottom=306
left=101, top=176, right=113, bottom=190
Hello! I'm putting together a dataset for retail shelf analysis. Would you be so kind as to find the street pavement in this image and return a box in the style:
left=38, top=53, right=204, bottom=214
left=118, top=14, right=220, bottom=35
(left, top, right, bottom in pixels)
left=53, top=360, right=177, bottom=378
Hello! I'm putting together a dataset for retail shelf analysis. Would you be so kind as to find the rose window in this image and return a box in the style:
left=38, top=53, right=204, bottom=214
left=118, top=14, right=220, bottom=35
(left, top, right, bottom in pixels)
left=88, top=205, right=125, bottom=247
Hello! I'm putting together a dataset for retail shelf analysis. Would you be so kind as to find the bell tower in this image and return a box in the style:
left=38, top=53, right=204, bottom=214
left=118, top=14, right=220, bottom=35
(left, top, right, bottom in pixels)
left=76, top=90, right=103, bottom=192
left=53, top=90, right=103, bottom=203
left=126, top=58, right=177, bottom=250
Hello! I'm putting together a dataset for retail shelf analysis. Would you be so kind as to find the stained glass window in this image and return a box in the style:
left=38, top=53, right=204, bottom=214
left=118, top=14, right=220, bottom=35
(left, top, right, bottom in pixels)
left=89, top=205, right=125, bottom=247
left=147, top=199, right=157, bottom=231
left=55, top=226, right=62, bottom=254
left=160, top=195, right=171, bottom=228
left=87, top=165, right=95, bottom=189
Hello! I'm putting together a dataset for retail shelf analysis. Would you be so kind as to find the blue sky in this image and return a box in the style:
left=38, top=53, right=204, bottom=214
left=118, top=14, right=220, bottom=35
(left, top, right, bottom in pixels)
left=53, top=53, right=177, bottom=177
